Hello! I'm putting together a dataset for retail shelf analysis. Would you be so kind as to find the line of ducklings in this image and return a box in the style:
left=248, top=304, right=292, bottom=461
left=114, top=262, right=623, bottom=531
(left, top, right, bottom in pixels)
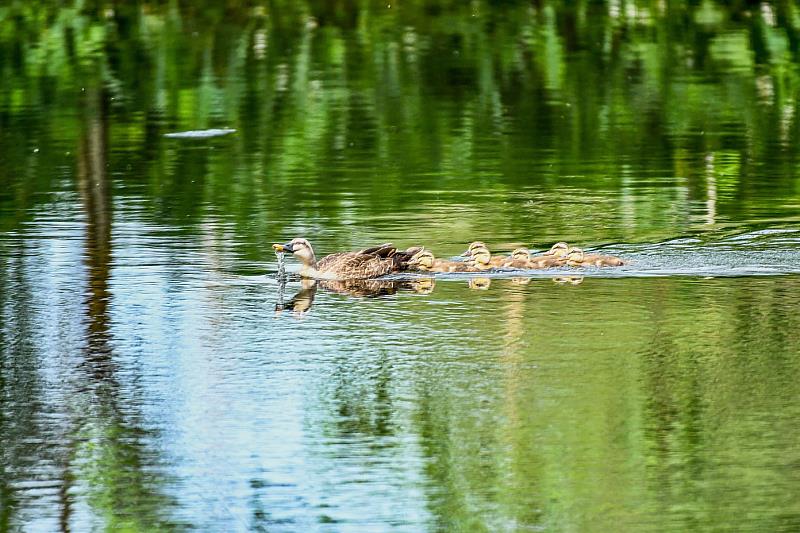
left=272, top=237, right=624, bottom=281
left=407, top=241, right=624, bottom=273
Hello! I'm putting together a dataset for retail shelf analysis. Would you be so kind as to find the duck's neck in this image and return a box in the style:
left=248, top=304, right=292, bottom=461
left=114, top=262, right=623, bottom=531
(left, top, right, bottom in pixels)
left=298, top=248, right=318, bottom=268
left=294, top=248, right=320, bottom=278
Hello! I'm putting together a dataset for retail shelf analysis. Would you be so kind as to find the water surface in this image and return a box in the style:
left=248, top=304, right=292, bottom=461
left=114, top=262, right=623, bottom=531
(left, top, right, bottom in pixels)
left=2, top=1, right=800, bottom=531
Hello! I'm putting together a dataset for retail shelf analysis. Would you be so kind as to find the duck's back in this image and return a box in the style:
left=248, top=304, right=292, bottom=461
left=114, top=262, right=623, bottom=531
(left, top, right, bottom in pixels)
left=317, top=251, right=398, bottom=279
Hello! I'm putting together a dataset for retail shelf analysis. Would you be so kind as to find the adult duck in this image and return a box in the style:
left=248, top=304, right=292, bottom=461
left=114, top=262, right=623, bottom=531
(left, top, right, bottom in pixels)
left=272, top=238, right=422, bottom=280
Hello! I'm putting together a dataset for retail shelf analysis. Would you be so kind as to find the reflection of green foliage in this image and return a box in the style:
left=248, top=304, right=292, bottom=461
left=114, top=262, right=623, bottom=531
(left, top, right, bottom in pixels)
left=75, top=405, right=185, bottom=532
left=3, top=7, right=800, bottom=527
left=2, top=0, right=800, bottom=248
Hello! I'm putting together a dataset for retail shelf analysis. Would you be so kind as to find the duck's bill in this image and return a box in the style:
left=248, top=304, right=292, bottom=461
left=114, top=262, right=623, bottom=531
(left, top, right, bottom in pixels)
left=272, top=242, right=294, bottom=253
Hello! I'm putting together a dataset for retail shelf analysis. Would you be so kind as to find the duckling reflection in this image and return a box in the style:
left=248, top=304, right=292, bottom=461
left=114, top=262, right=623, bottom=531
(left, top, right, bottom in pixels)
left=552, top=275, right=585, bottom=285
left=468, top=277, right=492, bottom=290
left=408, top=277, right=436, bottom=294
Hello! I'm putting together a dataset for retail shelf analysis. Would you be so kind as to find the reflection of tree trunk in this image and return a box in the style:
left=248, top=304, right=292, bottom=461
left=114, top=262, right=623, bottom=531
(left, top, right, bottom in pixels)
left=77, top=85, right=113, bottom=373
left=68, top=84, right=112, bottom=531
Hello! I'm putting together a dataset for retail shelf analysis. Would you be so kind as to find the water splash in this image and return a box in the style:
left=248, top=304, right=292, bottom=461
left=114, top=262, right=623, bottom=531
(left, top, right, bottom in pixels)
left=275, top=251, right=286, bottom=281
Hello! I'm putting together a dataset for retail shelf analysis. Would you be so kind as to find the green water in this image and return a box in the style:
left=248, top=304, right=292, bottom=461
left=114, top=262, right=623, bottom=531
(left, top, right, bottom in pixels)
left=2, top=1, right=800, bottom=531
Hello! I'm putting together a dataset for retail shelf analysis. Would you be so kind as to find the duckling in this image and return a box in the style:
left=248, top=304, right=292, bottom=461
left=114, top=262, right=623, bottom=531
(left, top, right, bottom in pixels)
left=407, top=250, right=463, bottom=273
left=541, top=242, right=570, bottom=257
left=465, top=246, right=494, bottom=271
left=408, top=248, right=492, bottom=273
left=501, top=247, right=566, bottom=269
left=461, top=242, right=506, bottom=267
left=565, top=247, right=624, bottom=267
left=272, top=238, right=422, bottom=280
left=524, top=241, right=571, bottom=265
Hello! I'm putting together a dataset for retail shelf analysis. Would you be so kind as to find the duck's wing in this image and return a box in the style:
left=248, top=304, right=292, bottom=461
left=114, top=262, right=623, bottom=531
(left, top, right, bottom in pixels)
left=392, top=245, right=425, bottom=270
left=316, top=252, right=353, bottom=269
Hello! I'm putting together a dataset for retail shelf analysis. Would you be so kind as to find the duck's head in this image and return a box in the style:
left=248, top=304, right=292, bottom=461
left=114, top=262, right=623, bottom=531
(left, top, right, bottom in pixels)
left=273, top=238, right=316, bottom=265
left=544, top=242, right=570, bottom=257
left=510, top=247, right=531, bottom=261
left=407, top=250, right=435, bottom=270
left=469, top=245, right=492, bottom=268
left=565, top=247, right=585, bottom=263
left=461, top=241, right=487, bottom=257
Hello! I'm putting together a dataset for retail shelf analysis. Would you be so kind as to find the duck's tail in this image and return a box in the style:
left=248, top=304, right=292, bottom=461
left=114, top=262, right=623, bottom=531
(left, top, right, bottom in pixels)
left=392, top=246, right=425, bottom=270
left=360, top=243, right=397, bottom=257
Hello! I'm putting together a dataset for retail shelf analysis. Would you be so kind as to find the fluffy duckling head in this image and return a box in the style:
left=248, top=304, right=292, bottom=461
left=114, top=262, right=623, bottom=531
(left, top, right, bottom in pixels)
left=273, top=238, right=316, bottom=265
left=469, top=246, right=492, bottom=268
left=510, top=247, right=531, bottom=261
left=565, top=247, right=585, bottom=264
left=461, top=241, right=488, bottom=257
left=544, top=242, right=570, bottom=257
left=407, top=250, right=435, bottom=270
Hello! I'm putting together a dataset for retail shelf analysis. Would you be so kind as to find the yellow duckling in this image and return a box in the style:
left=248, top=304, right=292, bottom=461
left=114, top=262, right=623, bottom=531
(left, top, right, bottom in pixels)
left=408, top=247, right=493, bottom=273
left=565, top=247, right=624, bottom=267
left=407, top=250, right=460, bottom=273
left=541, top=242, right=570, bottom=257
left=501, top=247, right=566, bottom=269
left=524, top=241, right=571, bottom=265
left=461, top=242, right=506, bottom=267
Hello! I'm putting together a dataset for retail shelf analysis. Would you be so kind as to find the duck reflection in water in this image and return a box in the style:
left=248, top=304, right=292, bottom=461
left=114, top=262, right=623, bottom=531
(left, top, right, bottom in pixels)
left=275, top=277, right=436, bottom=316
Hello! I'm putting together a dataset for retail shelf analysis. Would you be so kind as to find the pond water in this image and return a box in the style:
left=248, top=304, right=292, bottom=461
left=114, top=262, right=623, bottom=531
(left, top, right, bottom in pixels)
left=2, top=2, right=800, bottom=531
